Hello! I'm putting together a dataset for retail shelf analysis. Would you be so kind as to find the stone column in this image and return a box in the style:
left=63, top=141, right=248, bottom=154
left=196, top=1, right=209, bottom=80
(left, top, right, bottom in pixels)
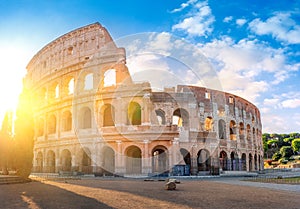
left=115, top=140, right=124, bottom=174
left=190, top=145, right=198, bottom=175
left=142, top=94, right=151, bottom=125
left=142, top=140, right=151, bottom=174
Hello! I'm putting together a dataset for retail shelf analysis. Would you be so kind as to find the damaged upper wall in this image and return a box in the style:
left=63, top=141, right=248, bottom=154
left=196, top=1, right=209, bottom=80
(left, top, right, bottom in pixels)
left=25, top=22, right=126, bottom=86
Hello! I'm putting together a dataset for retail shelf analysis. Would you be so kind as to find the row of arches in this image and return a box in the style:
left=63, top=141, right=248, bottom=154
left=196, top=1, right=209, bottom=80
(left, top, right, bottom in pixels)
left=37, top=102, right=142, bottom=136
left=36, top=69, right=117, bottom=101
left=35, top=145, right=262, bottom=174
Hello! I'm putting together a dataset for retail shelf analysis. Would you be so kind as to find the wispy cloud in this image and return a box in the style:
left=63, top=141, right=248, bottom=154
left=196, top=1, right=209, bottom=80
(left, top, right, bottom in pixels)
left=170, top=0, right=198, bottom=13
left=248, top=12, right=300, bottom=44
left=172, top=1, right=215, bottom=37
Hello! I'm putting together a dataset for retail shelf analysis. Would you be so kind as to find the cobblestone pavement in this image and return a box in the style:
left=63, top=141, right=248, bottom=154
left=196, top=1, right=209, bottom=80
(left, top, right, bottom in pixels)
left=1, top=177, right=299, bottom=209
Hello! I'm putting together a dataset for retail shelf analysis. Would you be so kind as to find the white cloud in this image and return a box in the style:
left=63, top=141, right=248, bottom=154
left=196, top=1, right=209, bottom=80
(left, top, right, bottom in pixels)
left=172, top=1, right=215, bottom=37
left=263, top=98, right=280, bottom=106
left=281, top=99, right=300, bottom=108
left=236, top=18, right=247, bottom=26
left=248, top=12, right=300, bottom=44
left=198, top=36, right=298, bottom=95
left=223, top=16, right=233, bottom=23
left=170, top=0, right=197, bottom=13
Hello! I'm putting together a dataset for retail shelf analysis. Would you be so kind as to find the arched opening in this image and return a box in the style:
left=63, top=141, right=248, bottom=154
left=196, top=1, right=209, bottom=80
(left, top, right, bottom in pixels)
left=155, top=109, right=166, bottom=125
left=197, top=149, right=211, bottom=172
left=239, top=122, right=245, bottom=141
left=62, top=111, right=72, bottom=131
left=55, top=84, right=59, bottom=98
left=47, top=150, right=55, bottom=173
left=204, top=117, right=213, bottom=131
left=218, top=119, right=226, bottom=139
left=254, top=154, right=258, bottom=171
left=68, top=78, right=74, bottom=95
left=61, top=149, right=72, bottom=172
left=36, top=152, right=43, bottom=173
left=103, top=104, right=115, bottom=127
left=230, top=152, right=239, bottom=171
left=80, top=107, right=92, bottom=129
left=229, top=120, right=237, bottom=140
left=125, top=146, right=142, bottom=174
left=249, top=153, right=253, bottom=171
left=252, top=128, right=256, bottom=143
left=103, top=69, right=116, bottom=87
left=102, top=146, right=115, bottom=175
left=152, top=146, right=168, bottom=174
left=173, top=108, right=189, bottom=128
left=128, top=102, right=141, bottom=125
left=246, top=124, right=251, bottom=142
left=47, top=114, right=56, bottom=134
left=81, top=148, right=92, bottom=174
left=37, top=118, right=44, bottom=136
left=241, top=153, right=247, bottom=171
left=219, top=151, right=228, bottom=171
left=84, top=73, right=93, bottom=90
left=179, top=148, right=191, bottom=175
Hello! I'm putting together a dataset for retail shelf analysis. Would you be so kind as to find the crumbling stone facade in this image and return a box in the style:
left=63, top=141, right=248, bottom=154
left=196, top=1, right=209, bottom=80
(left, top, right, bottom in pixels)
left=26, top=22, right=263, bottom=176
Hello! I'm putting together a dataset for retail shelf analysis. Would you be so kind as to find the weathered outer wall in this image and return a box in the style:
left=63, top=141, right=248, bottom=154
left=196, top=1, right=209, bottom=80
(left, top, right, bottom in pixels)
left=26, top=23, right=263, bottom=176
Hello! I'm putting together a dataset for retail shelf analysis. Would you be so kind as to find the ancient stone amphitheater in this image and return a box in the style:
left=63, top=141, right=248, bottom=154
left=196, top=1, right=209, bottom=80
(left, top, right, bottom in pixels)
left=25, top=22, right=263, bottom=176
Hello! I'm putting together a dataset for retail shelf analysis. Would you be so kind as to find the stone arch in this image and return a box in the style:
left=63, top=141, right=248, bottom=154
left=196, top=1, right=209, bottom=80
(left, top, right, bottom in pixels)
left=49, top=82, right=59, bottom=99
left=128, top=102, right=141, bottom=125
left=36, top=152, right=43, bottom=172
left=79, top=107, right=92, bottom=129
left=230, top=151, right=239, bottom=171
left=84, top=73, right=94, bottom=90
left=81, top=148, right=92, bottom=174
left=239, top=122, right=245, bottom=141
left=204, top=116, right=213, bottom=131
left=155, top=109, right=166, bottom=125
left=152, top=145, right=168, bottom=174
left=125, top=145, right=142, bottom=174
left=67, top=77, right=75, bottom=95
left=102, top=146, right=115, bottom=174
left=229, top=120, right=237, bottom=140
left=103, top=69, right=116, bottom=87
left=249, top=153, right=253, bottom=171
left=179, top=148, right=191, bottom=175
left=219, top=151, right=228, bottom=171
left=246, top=124, right=251, bottom=142
left=46, top=150, right=55, bottom=173
left=254, top=153, right=258, bottom=171
left=252, top=128, right=256, bottom=142
left=60, top=149, right=72, bottom=172
left=102, top=104, right=115, bottom=127
left=218, top=119, right=226, bottom=139
left=173, top=108, right=189, bottom=128
left=197, top=149, right=211, bottom=172
left=62, top=110, right=72, bottom=131
left=37, top=118, right=44, bottom=136
left=47, top=114, right=56, bottom=134
left=241, top=153, right=247, bottom=171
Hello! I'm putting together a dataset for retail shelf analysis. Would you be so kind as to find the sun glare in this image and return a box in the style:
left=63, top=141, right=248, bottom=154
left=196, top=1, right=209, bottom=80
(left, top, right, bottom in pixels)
left=0, top=44, right=28, bottom=124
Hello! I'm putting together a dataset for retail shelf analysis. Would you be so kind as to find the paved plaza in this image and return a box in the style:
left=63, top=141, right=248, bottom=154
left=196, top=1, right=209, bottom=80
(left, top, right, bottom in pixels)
left=0, top=177, right=299, bottom=209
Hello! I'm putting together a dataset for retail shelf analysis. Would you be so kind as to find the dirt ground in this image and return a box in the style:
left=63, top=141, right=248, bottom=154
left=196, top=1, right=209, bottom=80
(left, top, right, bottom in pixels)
left=0, top=178, right=299, bottom=209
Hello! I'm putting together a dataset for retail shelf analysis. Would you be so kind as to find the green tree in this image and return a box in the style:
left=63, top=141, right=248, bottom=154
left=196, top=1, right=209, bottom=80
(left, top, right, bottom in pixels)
left=292, top=138, right=300, bottom=152
left=0, top=111, right=13, bottom=175
left=279, top=146, right=294, bottom=160
left=272, top=152, right=282, bottom=161
left=13, top=88, right=34, bottom=179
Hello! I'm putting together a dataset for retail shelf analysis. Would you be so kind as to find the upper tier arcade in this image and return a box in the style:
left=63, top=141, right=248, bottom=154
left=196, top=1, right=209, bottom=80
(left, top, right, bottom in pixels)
left=26, top=22, right=125, bottom=86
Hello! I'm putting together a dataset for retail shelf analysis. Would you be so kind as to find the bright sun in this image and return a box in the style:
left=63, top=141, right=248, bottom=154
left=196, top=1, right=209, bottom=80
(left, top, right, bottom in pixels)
left=0, top=45, right=28, bottom=124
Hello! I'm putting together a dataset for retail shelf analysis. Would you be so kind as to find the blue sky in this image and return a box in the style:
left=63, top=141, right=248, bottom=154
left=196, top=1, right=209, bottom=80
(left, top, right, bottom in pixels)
left=0, top=0, right=299, bottom=133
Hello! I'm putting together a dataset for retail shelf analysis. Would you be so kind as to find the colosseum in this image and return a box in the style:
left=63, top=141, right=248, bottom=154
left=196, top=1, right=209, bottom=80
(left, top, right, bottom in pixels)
left=25, top=22, right=263, bottom=177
